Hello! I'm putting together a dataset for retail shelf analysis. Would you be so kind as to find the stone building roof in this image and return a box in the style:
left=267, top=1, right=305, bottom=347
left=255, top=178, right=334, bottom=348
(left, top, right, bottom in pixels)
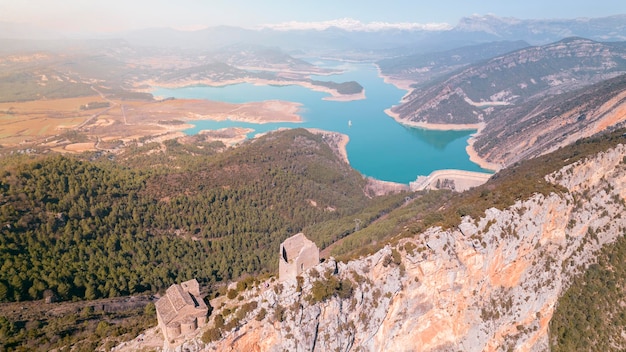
left=156, top=279, right=208, bottom=340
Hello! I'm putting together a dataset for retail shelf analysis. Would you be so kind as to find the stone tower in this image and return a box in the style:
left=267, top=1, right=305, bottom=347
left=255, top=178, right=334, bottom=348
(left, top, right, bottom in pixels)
left=279, top=233, right=320, bottom=282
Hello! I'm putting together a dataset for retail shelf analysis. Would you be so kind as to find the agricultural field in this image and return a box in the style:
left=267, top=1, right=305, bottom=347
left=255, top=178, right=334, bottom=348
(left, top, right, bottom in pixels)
left=0, top=97, right=99, bottom=146
left=0, top=95, right=302, bottom=153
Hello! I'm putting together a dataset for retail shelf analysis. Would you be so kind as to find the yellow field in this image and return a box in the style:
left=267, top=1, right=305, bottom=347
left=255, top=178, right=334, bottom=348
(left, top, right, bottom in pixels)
left=0, top=95, right=303, bottom=152
left=0, top=96, right=102, bottom=145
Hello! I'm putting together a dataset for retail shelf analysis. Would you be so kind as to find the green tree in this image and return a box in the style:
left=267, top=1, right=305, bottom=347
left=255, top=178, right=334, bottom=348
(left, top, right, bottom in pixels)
left=144, top=302, right=156, bottom=318
left=0, top=281, right=8, bottom=301
left=84, top=283, right=97, bottom=300
left=95, top=321, right=110, bottom=338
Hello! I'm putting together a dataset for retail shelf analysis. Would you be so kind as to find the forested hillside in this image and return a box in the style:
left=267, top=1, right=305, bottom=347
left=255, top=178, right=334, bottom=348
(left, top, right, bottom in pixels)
left=550, top=231, right=626, bottom=351
left=0, top=129, right=404, bottom=303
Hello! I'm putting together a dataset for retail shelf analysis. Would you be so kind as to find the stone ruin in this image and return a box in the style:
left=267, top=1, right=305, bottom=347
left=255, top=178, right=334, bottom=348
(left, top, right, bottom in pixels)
left=279, top=233, right=320, bottom=282
left=155, top=279, right=208, bottom=342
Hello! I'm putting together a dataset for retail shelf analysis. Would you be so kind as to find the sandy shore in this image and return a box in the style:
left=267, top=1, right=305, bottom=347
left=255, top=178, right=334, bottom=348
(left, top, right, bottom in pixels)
left=148, top=98, right=303, bottom=124
left=322, top=90, right=366, bottom=101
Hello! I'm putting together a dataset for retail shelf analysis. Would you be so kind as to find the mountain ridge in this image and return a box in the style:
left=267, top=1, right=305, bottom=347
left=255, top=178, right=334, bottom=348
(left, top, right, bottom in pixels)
left=387, top=37, right=626, bottom=171
left=123, top=128, right=626, bottom=351
left=392, top=37, right=626, bottom=126
left=472, top=72, right=626, bottom=167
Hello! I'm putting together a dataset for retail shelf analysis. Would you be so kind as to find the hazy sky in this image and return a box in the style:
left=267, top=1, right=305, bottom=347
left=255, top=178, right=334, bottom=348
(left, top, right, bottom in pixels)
left=1, top=0, right=625, bottom=32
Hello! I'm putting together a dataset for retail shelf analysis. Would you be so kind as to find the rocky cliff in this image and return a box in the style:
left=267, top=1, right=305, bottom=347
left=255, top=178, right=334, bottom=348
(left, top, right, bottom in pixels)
left=163, top=141, right=626, bottom=351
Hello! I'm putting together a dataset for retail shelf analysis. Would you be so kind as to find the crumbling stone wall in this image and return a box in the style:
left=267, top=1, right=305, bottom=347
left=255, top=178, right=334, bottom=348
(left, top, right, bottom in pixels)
left=279, top=233, right=320, bottom=282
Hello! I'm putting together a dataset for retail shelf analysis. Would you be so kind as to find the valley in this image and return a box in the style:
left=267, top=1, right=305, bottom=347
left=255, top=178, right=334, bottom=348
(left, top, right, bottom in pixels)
left=1, top=8, right=626, bottom=352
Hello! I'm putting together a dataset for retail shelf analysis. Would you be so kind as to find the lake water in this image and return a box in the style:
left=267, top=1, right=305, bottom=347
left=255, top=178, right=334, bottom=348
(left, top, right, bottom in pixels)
left=153, top=60, right=491, bottom=184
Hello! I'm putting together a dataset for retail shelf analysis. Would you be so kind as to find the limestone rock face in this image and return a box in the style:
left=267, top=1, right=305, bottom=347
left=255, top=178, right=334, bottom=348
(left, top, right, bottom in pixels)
left=163, top=143, right=626, bottom=352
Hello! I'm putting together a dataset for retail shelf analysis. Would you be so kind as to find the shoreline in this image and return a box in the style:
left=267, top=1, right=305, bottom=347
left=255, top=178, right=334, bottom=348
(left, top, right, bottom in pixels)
left=376, top=69, right=503, bottom=172
left=146, top=77, right=366, bottom=102
left=322, top=90, right=366, bottom=102
left=384, top=108, right=483, bottom=131
left=375, top=66, right=414, bottom=101
left=410, top=169, right=493, bottom=192
left=465, top=133, right=503, bottom=172
left=156, top=99, right=304, bottom=125
left=383, top=108, right=501, bottom=171
left=305, top=128, right=350, bottom=164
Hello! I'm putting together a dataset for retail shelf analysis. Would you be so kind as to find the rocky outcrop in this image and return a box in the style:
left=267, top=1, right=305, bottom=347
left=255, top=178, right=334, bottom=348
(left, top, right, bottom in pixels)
left=155, top=143, right=626, bottom=352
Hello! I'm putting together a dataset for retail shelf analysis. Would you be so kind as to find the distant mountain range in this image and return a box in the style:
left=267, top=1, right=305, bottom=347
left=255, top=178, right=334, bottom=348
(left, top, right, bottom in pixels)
left=112, top=14, right=626, bottom=55
left=454, top=14, right=626, bottom=42
left=1, top=14, right=625, bottom=56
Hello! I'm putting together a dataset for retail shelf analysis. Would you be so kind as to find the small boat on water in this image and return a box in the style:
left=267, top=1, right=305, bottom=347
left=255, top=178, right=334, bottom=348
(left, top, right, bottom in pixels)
left=348, top=120, right=352, bottom=127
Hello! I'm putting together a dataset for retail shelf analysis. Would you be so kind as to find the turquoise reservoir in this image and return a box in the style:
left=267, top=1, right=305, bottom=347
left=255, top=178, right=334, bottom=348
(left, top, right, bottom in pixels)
left=153, top=60, right=491, bottom=184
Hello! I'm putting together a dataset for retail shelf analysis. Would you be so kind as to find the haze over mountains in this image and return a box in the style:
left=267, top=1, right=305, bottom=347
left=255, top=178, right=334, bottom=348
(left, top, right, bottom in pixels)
left=2, top=14, right=626, bottom=55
